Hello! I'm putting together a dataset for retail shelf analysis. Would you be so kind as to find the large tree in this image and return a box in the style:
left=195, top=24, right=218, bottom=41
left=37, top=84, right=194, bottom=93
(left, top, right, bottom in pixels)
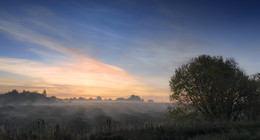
left=168, top=55, right=258, bottom=121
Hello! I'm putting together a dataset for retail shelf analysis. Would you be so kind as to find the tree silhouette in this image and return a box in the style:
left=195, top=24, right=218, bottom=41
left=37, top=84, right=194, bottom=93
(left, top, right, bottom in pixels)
left=168, top=55, right=259, bottom=121
left=42, top=89, right=47, bottom=97
left=97, top=96, right=102, bottom=101
left=0, top=89, right=59, bottom=104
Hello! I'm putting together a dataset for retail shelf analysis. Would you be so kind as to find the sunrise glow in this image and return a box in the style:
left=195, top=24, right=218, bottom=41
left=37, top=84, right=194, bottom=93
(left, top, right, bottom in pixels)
left=0, top=1, right=259, bottom=102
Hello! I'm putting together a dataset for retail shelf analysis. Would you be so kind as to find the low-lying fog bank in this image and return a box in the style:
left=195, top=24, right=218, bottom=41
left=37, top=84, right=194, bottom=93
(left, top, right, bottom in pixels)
left=0, top=101, right=168, bottom=133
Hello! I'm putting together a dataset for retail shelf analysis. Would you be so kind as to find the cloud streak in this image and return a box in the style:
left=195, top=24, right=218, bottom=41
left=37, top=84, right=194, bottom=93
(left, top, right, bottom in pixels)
left=0, top=57, right=168, bottom=101
left=0, top=11, right=170, bottom=102
left=0, top=57, right=137, bottom=90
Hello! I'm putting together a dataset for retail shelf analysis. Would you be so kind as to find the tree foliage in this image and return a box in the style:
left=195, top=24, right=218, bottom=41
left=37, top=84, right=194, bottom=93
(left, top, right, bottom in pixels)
left=245, top=73, right=260, bottom=120
left=168, top=55, right=259, bottom=121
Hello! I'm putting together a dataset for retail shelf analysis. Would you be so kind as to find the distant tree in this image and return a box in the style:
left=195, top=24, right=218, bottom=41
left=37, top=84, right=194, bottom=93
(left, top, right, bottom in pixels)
left=168, top=55, right=259, bottom=121
left=10, top=89, right=19, bottom=95
left=79, top=97, right=85, bottom=100
left=147, top=100, right=154, bottom=103
left=49, top=96, right=57, bottom=100
left=116, top=97, right=125, bottom=101
left=96, top=96, right=102, bottom=101
left=42, top=89, right=47, bottom=97
left=128, top=95, right=143, bottom=101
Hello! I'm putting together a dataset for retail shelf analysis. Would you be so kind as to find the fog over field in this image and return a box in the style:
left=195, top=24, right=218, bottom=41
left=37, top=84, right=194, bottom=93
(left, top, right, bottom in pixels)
left=0, top=101, right=168, bottom=133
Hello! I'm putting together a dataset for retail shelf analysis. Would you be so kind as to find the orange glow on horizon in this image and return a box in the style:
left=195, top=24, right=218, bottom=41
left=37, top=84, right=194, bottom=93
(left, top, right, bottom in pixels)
left=0, top=57, right=170, bottom=102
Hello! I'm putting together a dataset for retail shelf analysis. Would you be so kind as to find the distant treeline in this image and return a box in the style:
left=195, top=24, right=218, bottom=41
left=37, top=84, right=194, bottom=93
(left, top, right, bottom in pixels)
left=0, top=89, right=151, bottom=105
left=0, top=89, right=59, bottom=105
left=64, top=94, right=145, bottom=102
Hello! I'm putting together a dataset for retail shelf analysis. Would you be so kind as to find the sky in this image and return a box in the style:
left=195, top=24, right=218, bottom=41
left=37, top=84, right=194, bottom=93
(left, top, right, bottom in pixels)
left=0, top=0, right=259, bottom=102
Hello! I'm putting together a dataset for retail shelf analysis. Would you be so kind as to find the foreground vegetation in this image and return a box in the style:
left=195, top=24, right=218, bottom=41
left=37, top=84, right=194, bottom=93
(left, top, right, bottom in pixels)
left=1, top=120, right=260, bottom=140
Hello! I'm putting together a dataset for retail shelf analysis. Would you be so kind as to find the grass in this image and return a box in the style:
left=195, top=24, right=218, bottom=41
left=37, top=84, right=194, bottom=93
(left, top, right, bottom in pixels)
left=1, top=120, right=260, bottom=140
left=87, top=121, right=260, bottom=140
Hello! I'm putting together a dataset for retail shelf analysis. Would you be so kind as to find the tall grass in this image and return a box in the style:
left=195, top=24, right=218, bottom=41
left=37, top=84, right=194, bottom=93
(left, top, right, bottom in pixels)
left=1, top=120, right=259, bottom=140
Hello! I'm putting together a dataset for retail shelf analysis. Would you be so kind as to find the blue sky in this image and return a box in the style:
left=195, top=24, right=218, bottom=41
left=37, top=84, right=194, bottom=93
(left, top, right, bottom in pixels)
left=0, top=0, right=259, bottom=102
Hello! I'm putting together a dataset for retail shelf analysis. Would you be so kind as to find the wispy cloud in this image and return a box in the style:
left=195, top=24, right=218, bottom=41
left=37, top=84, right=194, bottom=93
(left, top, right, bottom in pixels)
left=0, top=5, right=200, bottom=102
left=0, top=19, right=80, bottom=56
left=0, top=57, right=137, bottom=89
left=0, top=8, right=170, bottom=102
left=0, top=57, right=169, bottom=101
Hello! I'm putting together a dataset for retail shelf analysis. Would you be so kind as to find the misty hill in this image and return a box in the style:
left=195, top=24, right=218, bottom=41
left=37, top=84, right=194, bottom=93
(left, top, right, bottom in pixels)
left=0, top=90, right=146, bottom=105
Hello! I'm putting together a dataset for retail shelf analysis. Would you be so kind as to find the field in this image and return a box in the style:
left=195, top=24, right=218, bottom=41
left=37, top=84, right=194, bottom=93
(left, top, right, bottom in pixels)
left=0, top=101, right=167, bottom=139
left=1, top=101, right=260, bottom=140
